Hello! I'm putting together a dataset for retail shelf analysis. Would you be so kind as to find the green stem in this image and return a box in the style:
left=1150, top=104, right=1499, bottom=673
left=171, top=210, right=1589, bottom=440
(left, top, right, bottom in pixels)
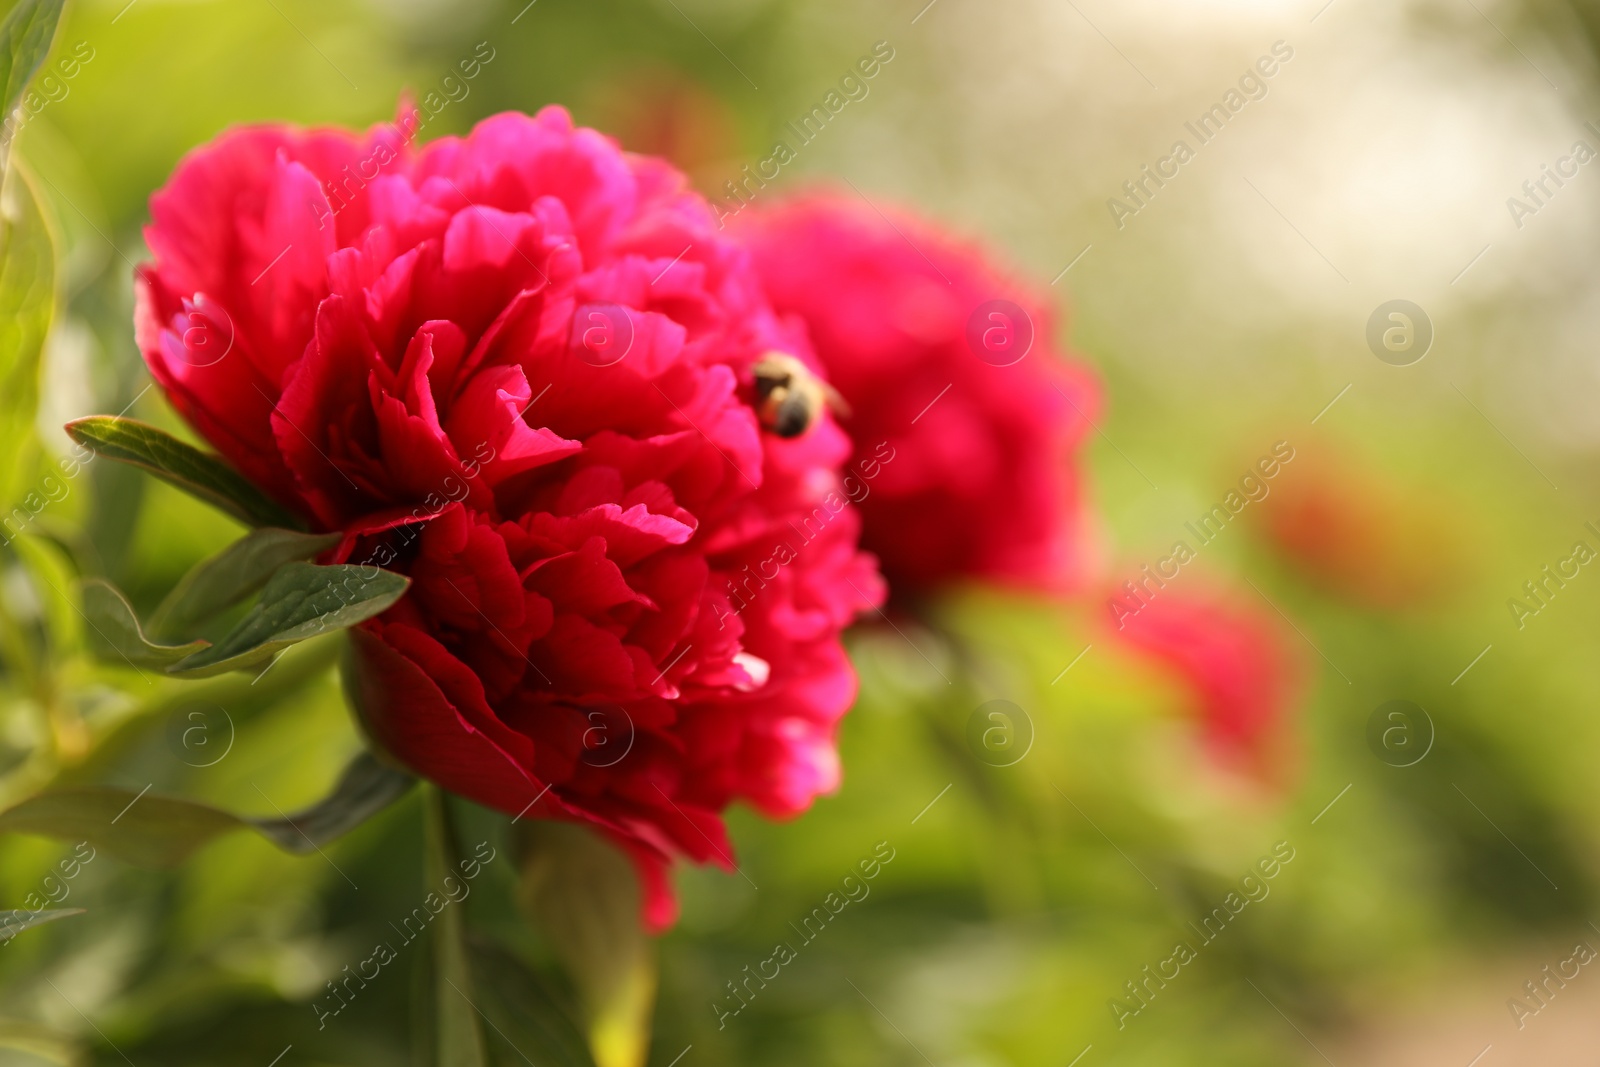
left=424, top=786, right=488, bottom=1067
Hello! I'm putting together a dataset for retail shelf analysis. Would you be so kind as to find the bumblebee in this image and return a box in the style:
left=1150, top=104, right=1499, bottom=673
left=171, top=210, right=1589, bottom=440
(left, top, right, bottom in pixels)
left=751, top=352, right=847, bottom=438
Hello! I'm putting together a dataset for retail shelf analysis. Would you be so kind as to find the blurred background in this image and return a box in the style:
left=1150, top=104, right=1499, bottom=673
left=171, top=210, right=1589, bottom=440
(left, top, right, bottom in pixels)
left=6, top=0, right=1600, bottom=1063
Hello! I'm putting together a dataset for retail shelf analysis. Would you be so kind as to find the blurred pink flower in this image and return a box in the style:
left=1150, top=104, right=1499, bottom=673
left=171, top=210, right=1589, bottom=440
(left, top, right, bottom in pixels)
left=1106, top=588, right=1303, bottom=778
left=737, top=193, right=1101, bottom=599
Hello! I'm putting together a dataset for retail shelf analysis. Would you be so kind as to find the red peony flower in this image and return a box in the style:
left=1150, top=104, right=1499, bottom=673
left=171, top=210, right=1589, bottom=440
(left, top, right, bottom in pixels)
left=1106, top=588, right=1302, bottom=778
left=736, top=194, right=1101, bottom=598
left=136, top=106, right=882, bottom=930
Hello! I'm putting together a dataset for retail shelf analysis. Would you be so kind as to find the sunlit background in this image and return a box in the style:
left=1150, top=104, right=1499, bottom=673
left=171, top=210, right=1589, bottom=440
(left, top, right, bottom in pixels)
left=7, top=0, right=1600, bottom=1063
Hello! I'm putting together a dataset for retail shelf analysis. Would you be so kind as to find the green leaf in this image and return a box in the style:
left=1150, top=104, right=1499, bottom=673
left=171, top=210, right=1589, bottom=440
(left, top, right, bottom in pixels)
left=425, top=787, right=488, bottom=1067
left=79, top=578, right=208, bottom=668
left=0, top=0, right=64, bottom=132
left=248, top=751, right=414, bottom=854
left=465, top=937, right=597, bottom=1067
left=0, top=751, right=414, bottom=865
left=0, top=162, right=53, bottom=513
left=0, top=1018, right=82, bottom=1066
left=0, top=906, right=82, bottom=943
left=62, top=416, right=300, bottom=530
left=0, top=787, right=238, bottom=867
left=168, top=562, right=409, bottom=678
left=147, top=527, right=340, bottom=640
left=514, top=822, right=656, bottom=1067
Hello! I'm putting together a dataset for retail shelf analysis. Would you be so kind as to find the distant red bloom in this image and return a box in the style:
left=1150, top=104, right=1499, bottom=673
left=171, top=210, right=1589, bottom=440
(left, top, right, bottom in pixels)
left=136, top=106, right=882, bottom=930
left=585, top=63, right=740, bottom=179
left=737, top=193, right=1100, bottom=599
left=1253, top=446, right=1466, bottom=609
left=1107, top=589, right=1302, bottom=776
